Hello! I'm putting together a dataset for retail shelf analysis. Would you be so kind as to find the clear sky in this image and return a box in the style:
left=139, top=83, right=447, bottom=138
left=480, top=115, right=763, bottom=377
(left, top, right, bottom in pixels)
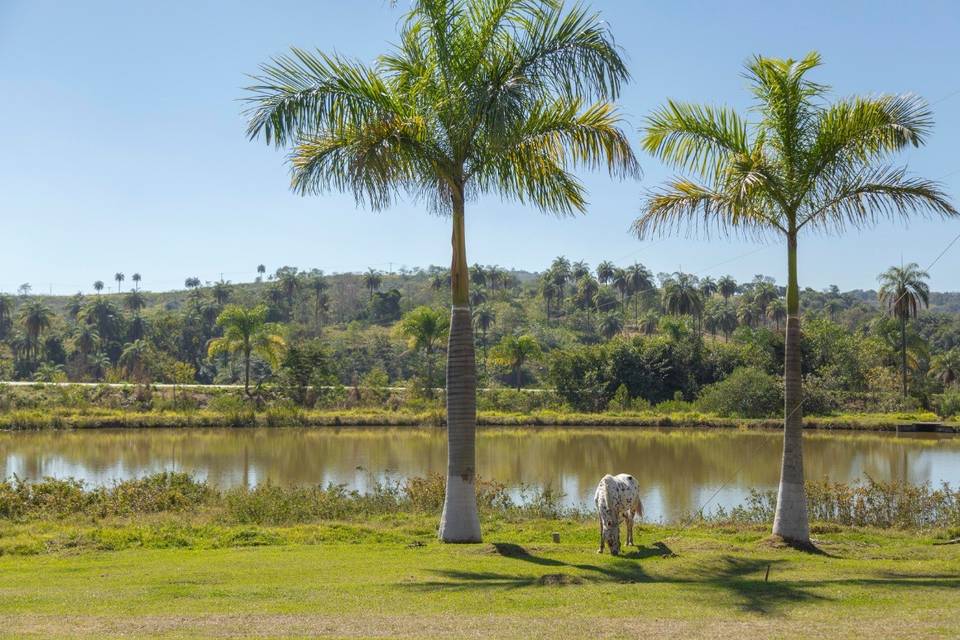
left=2, top=0, right=959, bottom=295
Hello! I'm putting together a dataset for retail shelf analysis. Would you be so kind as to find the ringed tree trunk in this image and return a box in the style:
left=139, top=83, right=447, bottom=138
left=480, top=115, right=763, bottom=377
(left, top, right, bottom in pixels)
left=438, top=187, right=482, bottom=543
left=772, top=229, right=810, bottom=544
left=243, top=344, right=251, bottom=396
left=900, top=315, right=908, bottom=397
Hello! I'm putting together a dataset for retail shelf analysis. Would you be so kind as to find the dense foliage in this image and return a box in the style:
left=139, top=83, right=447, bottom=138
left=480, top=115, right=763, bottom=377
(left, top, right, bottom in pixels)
left=3, top=259, right=960, bottom=415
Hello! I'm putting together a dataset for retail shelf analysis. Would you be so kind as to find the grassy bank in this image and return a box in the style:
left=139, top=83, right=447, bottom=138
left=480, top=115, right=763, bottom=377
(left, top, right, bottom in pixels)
left=1, top=473, right=957, bottom=638
left=1, top=518, right=958, bottom=639
left=1, top=382, right=954, bottom=432
left=0, top=405, right=955, bottom=431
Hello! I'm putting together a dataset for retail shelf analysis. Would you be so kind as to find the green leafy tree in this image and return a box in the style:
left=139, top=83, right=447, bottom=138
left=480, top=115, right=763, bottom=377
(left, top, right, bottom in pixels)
left=396, top=306, right=449, bottom=394
left=596, top=260, right=615, bottom=285
left=18, top=301, right=53, bottom=361
left=490, top=334, right=542, bottom=391
left=717, top=275, right=737, bottom=300
left=207, top=304, right=286, bottom=395
left=0, top=293, right=14, bottom=339
left=632, top=52, right=955, bottom=544
left=363, top=269, right=383, bottom=300
left=878, top=263, right=930, bottom=396
left=245, top=0, right=636, bottom=541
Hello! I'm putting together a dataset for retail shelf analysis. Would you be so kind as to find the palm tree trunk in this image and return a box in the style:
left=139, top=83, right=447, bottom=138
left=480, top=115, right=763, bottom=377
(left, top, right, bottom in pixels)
left=772, top=230, right=809, bottom=544
left=900, top=315, right=908, bottom=397
left=438, top=189, right=481, bottom=543
left=243, top=345, right=251, bottom=396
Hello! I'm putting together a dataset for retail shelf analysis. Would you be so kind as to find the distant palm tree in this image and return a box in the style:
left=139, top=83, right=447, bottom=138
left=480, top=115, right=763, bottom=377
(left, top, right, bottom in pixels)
left=596, top=261, right=615, bottom=285
left=212, top=280, right=233, bottom=306
left=699, top=276, right=718, bottom=299
left=470, top=265, right=487, bottom=288
left=737, top=301, right=759, bottom=329
left=0, top=293, right=14, bottom=339
left=245, top=0, right=635, bottom=543
left=931, top=348, right=960, bottom=388
left=571, top=261, right=591, bottom=281
left=396, top=306, right=449, bottom=395
left=124, top=290, right=147, bottom=314
left=309, top=275, right=329, bottom=328
left=119, top=339, right=150, bottom=382
left=114, top=272, right=125, bottom=293
left=490, top=334, right=541, bottom=391
left=575, top=276, right=599, bottom=312
left=633, top=53, right=955, bottom=544
left=611, top=268, right=630, bottom=316
left=363, top=269, right=383, bottom=300
left=184, top=277, right=201, bottom=291
left=208, top=304, right=285, bottom=395
left=18, top=300, right=53, bottom=361
left=131, top=273, right=142, bottom=290
left=767, top=298, right=787, bottom=331
left=878, top=263, right=930, bottom=397
left=626, top=263, right=654, bottom=323
left=599, top=313, right=623, bottom=340
left=662, top=273, right=704, bottom=323
left=257, top=264, right=266, bottom=282
left=469, top=288, right=487, bottom=308
left=717, top=275, right=738, bottom=300
left=472, top=305, right=495, bottom=369
left=93, top=280, right=104, bottom=295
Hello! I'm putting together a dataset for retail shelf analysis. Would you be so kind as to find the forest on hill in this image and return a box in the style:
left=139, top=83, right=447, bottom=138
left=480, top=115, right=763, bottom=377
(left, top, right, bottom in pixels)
left=2, top=259, right=960, bottom=416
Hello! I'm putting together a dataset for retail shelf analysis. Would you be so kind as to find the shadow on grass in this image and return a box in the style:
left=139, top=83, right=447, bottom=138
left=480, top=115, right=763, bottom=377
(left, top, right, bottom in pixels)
left=405, top=541, right=958, bottom=615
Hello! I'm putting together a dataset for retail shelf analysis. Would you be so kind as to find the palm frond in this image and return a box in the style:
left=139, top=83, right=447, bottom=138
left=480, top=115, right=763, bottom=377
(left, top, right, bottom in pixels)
left=634, top=179, right=783, bottom=240
left=245, top=49, right=394, bottom=146
left=799, top=165, right=958, bottom=232
left=642, top=101, right=748, bottom=180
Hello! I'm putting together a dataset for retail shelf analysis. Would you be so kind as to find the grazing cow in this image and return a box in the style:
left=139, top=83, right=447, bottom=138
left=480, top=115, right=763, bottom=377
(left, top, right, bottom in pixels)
left=595, top=473, right=643, bottom=556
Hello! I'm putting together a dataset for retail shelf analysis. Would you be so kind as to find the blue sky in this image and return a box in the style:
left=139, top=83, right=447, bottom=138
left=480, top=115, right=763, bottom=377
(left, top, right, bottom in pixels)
left=2, top=0, right=959, bottom=294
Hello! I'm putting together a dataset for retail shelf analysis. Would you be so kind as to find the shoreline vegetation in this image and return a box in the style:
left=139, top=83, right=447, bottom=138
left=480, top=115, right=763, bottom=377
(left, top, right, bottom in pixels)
left=0, top=383, right=956, bottom=432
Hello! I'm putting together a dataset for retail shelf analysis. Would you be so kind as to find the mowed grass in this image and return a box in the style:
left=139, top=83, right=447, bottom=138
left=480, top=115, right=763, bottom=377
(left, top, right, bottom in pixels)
left=0, top=518, right=957, bottom=639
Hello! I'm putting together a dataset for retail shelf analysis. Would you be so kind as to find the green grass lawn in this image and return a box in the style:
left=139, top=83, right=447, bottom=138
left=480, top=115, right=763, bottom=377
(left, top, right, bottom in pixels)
left=0, top=518, right=957, bottom=638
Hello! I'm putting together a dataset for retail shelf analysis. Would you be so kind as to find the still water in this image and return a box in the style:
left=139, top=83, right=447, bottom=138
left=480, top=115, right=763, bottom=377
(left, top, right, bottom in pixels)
left=2, top=427, right=958, bottom=522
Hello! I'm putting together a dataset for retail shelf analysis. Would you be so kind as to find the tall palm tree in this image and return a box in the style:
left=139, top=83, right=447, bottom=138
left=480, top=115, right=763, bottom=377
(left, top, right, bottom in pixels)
left=717, top=275, right=738, bottom=300
left=626, top=262, right=654, bottom=323
left=212, top=280, right=233, bottom=306
left=661, top=273, right=704, bottom=323
left=699, top=276, right=718, bottom=299
left=632, top=52, right=955, bottom=544
left=131, top=273, right=142, bottom=290
left=18, top=301, right=53, bottom=361
left=0, top=293, right=14, bottom=339
left=309, top=274, right=329, bottom=328
left=93, top=280, right=104, bottom=295
left=114, top=272, right=125, bottom=293
left=599, top=312, right=623, bottom=340
left=257, top=264, right=266, bottom=281
left=596, top=260, right=615, bottom=285
left=119, top=339, right=150, bottom=382
left=878, top=263, right=930, bottom=397
left=571, top=260, right=591, bottom=281
left=396, top=306, right=450, bottom=395
left=124, top=290, right=147, bottom=315
left=245, top=0, right=635, bottom=542
left=767, top=298, right=787, bottom=331
left=931, top=348, right=960, bottom=389
left=489, top=334, right=541, bottom=391
left=208, top=304, right=285, bottom=395
left=472, top=305, right=495, bottom=369
left=363, top=269, right=383, bottom=299
left=611, top=268, right=630, bottom=316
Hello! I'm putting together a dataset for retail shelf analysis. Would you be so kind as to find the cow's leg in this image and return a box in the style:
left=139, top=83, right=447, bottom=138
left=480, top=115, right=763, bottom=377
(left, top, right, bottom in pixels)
left=597, top=515, right=605, bottom=554
left=626, top=511, right=634, bottom=546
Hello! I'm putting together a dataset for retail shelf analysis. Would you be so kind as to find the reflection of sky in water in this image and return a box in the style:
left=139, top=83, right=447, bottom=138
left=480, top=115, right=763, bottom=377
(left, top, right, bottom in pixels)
left=1, top=428, right=958, bottom=523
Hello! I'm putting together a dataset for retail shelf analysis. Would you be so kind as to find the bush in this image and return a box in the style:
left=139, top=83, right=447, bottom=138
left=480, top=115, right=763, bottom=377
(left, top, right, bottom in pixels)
left=696, top=367, right=782, bottom=418
left=937, top=389, right=960, bottom=419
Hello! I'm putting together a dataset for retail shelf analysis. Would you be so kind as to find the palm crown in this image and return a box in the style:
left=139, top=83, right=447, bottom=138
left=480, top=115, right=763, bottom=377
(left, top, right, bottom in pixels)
left=633, top=52, right=954, bottom=240
left=245, top=0, right=637, bottom=221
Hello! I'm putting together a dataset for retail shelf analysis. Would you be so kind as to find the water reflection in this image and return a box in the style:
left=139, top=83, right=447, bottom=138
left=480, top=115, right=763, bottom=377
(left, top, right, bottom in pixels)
left=1, top=427, right=958, bottom=522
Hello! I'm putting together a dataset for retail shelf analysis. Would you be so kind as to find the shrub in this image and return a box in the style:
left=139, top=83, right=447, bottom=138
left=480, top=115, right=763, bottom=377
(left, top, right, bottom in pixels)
left=696, top=367, right=782, bottom=418
left=937, top=389, right=960, bottom=419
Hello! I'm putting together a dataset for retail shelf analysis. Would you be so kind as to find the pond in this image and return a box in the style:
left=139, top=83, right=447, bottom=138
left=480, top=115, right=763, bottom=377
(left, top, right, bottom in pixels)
left=2, top=426, right=959, bottom=522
